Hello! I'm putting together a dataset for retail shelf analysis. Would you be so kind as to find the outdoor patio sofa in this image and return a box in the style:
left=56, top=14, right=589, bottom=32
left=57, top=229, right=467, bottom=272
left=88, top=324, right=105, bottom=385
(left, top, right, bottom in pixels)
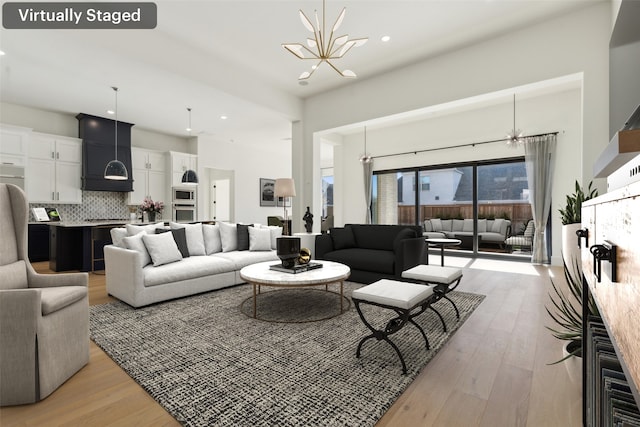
left=423, top=218, right=511, bottom=248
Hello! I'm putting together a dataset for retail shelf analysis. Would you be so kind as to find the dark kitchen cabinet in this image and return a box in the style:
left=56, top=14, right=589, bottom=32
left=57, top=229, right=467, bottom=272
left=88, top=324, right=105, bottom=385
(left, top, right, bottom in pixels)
left=76, top=113, right=134, bottom=192
left=28, top=224, right=50, bottom=262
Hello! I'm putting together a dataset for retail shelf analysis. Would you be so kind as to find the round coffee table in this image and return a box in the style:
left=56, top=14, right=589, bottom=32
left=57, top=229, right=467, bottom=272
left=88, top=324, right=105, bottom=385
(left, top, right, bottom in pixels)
left=239, top=260, right=351, bottom=321
left=425, top=238, right=462, bottom=266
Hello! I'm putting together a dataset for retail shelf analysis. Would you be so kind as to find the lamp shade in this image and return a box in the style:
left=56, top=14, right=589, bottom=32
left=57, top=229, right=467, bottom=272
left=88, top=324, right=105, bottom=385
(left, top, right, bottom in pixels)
left=181, top=169, right=199, bottom=185
left=274, top=178, right=296, bottom=197
left=104, top=159, right=128, bottom=180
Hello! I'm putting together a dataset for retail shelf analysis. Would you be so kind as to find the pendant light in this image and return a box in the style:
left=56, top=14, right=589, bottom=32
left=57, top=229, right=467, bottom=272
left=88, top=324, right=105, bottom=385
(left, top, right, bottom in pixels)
left=181, top=107, right=199, bottom=185
left=359, top=125, right=372, bottom=163
left=506, top=93, right=524, bottom=146
left=104, top=86, right=129, bottom=180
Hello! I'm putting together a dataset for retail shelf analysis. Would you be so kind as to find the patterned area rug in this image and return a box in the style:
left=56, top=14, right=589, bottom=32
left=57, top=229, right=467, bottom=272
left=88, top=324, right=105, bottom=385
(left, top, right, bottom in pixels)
left=90, top=282, right=484, bottom=427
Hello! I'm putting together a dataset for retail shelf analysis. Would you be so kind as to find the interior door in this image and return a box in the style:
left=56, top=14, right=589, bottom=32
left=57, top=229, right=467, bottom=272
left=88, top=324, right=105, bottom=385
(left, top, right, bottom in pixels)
left=212, top=179, right=230, bottom=222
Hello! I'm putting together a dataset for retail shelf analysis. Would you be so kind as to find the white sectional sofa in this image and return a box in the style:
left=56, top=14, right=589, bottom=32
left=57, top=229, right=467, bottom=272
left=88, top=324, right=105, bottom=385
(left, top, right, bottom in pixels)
left=423, top=218, right=511, bottom=247
left=105, top=221, right=280, bottom=308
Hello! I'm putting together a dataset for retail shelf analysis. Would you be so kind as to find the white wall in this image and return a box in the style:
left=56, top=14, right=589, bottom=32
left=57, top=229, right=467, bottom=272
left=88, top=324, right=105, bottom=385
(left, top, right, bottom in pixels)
left=297, top=3, right=610, bottom=265
left=196, top=134, right=291, bottom=226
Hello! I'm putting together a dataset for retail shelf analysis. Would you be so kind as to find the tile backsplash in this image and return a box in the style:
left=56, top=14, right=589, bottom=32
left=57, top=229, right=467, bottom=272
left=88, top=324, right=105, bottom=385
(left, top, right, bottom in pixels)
left=29, top=191, right=133, bottom=222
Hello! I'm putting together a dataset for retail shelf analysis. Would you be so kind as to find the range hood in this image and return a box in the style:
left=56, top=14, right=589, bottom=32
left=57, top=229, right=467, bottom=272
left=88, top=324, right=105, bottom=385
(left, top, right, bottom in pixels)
left=77, top=113, right=134, bottom=192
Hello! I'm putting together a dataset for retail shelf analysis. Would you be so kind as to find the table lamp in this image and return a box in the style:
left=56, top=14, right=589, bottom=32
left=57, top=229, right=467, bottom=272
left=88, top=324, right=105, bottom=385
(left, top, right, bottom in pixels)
left=275, top=178, right=296, bottom=235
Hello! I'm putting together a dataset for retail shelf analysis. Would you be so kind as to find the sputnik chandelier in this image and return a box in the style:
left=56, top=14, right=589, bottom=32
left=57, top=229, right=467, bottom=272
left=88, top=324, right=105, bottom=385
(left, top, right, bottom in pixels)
left=282, top=0, right=368, bottom=80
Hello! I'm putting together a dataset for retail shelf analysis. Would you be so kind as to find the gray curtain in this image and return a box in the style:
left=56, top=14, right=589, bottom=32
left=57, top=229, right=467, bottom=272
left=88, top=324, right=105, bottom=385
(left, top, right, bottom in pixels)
left=362, top=159, right=373, bottom=224
left=524, top=134, right=556, bottom=264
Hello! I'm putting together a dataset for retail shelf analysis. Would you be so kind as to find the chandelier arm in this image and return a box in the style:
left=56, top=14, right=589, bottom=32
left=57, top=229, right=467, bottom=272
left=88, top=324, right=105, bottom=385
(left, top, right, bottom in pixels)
left=325, top=60, right=346, bottom=77
left=331, top=41, right=355, bottom=59
left=328, top=36, right=349, bottom=57
left=283, top=43, right=321, bottom=60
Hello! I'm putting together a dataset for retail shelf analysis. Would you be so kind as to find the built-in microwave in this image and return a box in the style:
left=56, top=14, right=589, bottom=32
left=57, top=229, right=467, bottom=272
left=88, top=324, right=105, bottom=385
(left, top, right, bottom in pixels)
left=173, top=187, right=196, bottom=204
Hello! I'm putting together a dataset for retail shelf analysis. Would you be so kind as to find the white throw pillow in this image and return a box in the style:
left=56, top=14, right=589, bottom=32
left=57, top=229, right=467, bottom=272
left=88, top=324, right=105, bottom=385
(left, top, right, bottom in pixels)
left=218, top=222, right=238, bottom=252
left=110, top=227, right=128, bottom=248
left=170, top=222, right=206, bottom=256
left=262, top=225, right=283, bottom=249
left=126, top=222, right=164, bottom=236
left=202, top=224, right=222, bottom=254
left=249, top=226, right=272, bottom=251
left=142, top=232, right=183, bottom=266
left=122, top=231, right=151, bottom=268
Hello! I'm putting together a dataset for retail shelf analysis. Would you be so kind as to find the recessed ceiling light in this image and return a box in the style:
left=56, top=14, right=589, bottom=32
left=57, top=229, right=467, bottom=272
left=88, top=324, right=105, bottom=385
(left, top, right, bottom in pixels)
left=106, top=110, right=115, bottom=115
left=381, top=35, right=391, bottom=42
left=0, top=50, right=6, bottom=56
left=220, top=115, right=228, bottom=120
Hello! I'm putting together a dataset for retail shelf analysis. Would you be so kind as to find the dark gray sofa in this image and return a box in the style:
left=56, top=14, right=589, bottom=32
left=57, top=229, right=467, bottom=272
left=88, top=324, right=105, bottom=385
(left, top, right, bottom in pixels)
left=315, top=224, right=426, bottom=284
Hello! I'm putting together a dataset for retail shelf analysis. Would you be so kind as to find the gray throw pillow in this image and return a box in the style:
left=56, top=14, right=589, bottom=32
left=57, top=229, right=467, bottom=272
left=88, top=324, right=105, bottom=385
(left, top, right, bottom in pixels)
left=236, top=224, right=254, bottom=251
left=330, top=227, right=356, bottom=250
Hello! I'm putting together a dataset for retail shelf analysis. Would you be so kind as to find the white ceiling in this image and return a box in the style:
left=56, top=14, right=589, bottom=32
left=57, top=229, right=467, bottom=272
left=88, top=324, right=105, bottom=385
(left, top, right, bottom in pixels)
left=0, top=0, right=599, bottom=144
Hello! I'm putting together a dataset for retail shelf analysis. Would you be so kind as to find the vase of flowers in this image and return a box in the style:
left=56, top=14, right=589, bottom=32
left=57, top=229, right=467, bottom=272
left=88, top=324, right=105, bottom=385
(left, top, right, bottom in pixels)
left=140, top=197, right=164, bottom=223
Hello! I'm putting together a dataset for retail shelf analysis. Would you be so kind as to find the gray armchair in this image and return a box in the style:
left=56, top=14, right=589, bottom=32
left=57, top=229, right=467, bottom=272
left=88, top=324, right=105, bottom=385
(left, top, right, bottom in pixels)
left=0, top=184, right=89, bottom=406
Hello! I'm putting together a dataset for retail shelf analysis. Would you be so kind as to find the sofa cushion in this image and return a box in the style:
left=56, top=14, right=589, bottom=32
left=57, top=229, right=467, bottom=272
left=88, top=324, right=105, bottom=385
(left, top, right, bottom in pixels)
left=524, top=220, right=535, bottom=237
left=462, top=219, right=474, bottom=232
left=450, top=219, right=463, bottom=232
left=110, top=227, right=128, bottom=248
left=125, top=222, right=164, bottom=236
left=170, top=222, right=206, bottom=256
left=477, top=219, right=487, bottom=233
left=143, top=255, right=236, bottom=287
left=393, top=228, right=417, bottom=249
left=143, top=232, right=183, bottom=266
left=219, top=222, right=238, bottom=252
left=430, top=219, right=442, bottom=232
left=330, top=227, right=356, bottom=250
left=236, top=224, right=253, bottom=251
left=123, top=231, right=151, bottom=268
left=350, top=225, right=417, bottom=251
left=155, top=227, right=189, bottom=258
left=323, top=248, right=395, bottom=275
left=261, top=225, right=283, bottom=249
left=491, top=218, right=506, bottom=233
left=213, top=250, right=279, bottom=270
left=203, top=224, right=222, bottom=255
left=40, top=286, right=87, bottom=316
left=249, top=226, right=272, bottom=251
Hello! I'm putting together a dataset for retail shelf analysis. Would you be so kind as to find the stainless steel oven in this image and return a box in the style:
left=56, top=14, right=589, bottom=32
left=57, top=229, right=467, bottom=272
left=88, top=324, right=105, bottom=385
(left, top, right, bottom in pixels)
left=173, top=204, right=196, bottom=222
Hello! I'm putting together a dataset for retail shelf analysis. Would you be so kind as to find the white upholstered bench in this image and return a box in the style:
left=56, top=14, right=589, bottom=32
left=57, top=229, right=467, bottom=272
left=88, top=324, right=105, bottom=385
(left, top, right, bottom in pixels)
left=402, top=265, right=463, bottom=331
left=352, top=279, right=437, bottom=374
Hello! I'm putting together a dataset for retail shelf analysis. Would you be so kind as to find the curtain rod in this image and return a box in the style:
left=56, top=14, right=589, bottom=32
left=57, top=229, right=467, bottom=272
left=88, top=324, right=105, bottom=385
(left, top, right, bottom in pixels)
left=371, top=131, right=559, bottom=160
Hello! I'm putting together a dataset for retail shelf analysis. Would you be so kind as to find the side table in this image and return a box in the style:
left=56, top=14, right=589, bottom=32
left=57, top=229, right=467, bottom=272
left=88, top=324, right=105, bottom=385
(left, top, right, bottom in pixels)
left=293, top=232, right=321, bottom=259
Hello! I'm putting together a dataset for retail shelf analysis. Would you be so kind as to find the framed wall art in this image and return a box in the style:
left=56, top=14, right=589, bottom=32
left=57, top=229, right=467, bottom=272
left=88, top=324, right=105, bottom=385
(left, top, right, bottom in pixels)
left=260, top=178, right=276, bottom=206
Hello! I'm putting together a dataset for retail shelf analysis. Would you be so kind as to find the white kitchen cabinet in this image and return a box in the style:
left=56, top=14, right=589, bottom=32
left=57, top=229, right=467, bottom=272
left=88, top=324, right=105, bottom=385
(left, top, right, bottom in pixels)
left=26, top=133, right=82, bottom=204
left=169, top=151, right=197, bottom=187
left=0, top=124, right=30, bottom=166
left=129, top=147, right=167, bottom=205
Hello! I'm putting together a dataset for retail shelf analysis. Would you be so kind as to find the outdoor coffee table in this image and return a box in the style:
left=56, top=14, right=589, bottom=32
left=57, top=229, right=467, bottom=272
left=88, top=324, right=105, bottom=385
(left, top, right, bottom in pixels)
left=425, top=238, right=462, bottom=266
left=239, top=260, right=351, bottom=321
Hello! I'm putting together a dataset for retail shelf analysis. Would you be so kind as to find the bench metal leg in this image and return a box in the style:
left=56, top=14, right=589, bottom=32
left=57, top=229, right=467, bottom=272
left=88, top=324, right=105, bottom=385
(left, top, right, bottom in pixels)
left=353, top=299, right=432, bottom=375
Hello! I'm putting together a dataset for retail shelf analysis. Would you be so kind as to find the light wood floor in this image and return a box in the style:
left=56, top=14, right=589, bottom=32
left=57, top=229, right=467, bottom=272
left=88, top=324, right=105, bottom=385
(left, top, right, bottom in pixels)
left=0, top=258, right=581, bottom=426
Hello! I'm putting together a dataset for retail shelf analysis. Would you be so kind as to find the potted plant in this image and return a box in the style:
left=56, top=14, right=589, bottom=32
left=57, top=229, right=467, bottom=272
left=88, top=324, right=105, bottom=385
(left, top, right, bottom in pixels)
left=558, top=180, right=597, bottom=281
left=140, top=197, right=164, bottom=222
left=546, top=258, right=599, bottom=382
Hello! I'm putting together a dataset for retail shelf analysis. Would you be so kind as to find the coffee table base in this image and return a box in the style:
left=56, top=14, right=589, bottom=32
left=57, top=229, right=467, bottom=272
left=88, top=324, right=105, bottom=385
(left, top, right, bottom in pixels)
left=240, top=287, right=350, bottom=323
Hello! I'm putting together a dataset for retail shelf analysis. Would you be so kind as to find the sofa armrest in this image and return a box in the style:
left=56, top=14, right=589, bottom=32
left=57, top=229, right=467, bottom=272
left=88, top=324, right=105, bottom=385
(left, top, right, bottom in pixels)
left=105, top=245, right=146, bottom=307
left=0, top=289, right=40, bottom=405
left=314, top=234, right=334, bottom=259
left=393, top=237, right=426, bottom=277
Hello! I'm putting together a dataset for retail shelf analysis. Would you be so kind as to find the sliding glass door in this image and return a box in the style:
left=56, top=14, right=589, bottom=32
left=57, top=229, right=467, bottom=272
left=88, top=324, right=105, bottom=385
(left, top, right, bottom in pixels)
left=373, top=158, right=533, bottom=257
